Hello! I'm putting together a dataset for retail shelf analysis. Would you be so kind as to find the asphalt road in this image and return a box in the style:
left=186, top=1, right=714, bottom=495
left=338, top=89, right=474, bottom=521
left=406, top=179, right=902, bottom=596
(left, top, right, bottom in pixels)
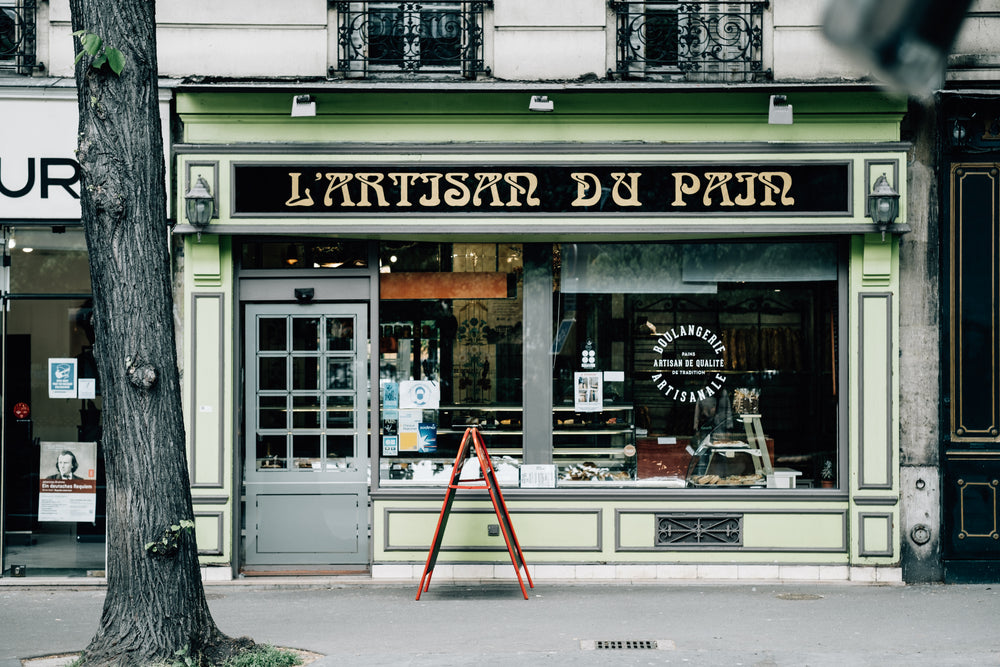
left=2, top=580, right=998, bottom=666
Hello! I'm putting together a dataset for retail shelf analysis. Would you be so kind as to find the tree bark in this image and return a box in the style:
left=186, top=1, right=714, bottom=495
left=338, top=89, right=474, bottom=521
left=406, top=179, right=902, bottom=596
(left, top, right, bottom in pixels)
left=69, top=1, right=249, bottom=664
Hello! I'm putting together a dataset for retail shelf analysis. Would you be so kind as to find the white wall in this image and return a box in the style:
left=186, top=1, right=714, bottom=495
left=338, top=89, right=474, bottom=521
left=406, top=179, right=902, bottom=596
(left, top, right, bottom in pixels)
left=34, top=1, right=1000, bottom=84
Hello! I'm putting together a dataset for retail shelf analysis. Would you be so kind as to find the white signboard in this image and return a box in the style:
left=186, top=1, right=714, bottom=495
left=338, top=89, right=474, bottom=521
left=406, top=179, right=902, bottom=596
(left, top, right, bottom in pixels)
left=520, top=464, right=556, bottom=488
left=0, top=94, right=82, bottom=220
left=1, top=90, right=172, bottom=221
left=399, top=380, right=440, bottom=410
left=38, top=441, right=98, bottom=522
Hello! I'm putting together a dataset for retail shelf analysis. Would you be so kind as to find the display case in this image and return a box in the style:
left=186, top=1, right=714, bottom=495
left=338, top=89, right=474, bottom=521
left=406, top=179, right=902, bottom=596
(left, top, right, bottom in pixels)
left=685, top=414, right=773, bottom=487
left=553, top=405, right=635, bottom=484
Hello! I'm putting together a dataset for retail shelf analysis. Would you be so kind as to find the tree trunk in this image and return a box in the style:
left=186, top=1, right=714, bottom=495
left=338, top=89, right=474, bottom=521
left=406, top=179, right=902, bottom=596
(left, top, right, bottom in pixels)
left=69, top=1, right=249, bottom=664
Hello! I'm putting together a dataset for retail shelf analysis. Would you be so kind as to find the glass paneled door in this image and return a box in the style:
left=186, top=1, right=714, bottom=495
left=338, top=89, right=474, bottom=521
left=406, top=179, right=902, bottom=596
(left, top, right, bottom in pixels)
left=244, top=303, right=369, bottom=567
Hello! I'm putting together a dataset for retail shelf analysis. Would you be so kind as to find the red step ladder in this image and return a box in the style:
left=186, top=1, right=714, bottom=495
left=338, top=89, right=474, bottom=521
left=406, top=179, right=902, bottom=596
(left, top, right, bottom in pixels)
left=416, top=426, right=534, bottom=600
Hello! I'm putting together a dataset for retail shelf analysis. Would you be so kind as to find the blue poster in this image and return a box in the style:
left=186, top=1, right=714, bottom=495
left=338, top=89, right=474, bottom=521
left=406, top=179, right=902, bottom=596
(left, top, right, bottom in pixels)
left=417, top=423, right=437, bottom=453
left=382, top=381, right=399, bottom=409
left=48, top=358, right=77, bottom=399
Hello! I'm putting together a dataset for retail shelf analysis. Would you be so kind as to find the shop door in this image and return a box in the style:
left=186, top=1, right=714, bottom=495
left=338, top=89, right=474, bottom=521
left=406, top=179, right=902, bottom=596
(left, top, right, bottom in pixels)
left=244, top=303, right=369, bottom=567
left=944, top=161, right=1000, bottom=582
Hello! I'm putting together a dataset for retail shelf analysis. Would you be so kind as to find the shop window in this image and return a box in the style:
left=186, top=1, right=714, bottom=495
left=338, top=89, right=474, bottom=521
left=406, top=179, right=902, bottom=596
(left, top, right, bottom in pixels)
left=240, top=239, right=368, bottom=270
left=378, top=242, right=523, bottom=484
left=0, top=0, right=36, bottom=75
left=609, top=1, right=770, bottom=82
left=334, top=1, right=489, bottom=78
left=376, top=241, right=842, bottom=490
left=554, top=242, right=840, bottom=489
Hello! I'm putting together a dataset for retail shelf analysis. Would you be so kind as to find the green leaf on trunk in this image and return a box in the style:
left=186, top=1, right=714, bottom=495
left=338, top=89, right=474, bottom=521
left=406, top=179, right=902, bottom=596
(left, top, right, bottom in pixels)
left=80, top=32, right=103, bottom=55
left=106, top=48, right=126, bottom=75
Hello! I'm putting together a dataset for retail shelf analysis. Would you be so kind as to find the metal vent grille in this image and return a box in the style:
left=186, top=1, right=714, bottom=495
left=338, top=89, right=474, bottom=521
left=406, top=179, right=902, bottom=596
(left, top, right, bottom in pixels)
left=655, top=513, right=743, bottom=547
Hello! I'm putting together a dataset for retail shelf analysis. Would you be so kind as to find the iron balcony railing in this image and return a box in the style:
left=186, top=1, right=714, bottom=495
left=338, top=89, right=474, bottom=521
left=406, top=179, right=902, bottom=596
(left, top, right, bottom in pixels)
left=0, top=0, right=36, bottom=75
left=333, top=1, right=490, bottom=78
left=609, top=1, right=770, bottom=82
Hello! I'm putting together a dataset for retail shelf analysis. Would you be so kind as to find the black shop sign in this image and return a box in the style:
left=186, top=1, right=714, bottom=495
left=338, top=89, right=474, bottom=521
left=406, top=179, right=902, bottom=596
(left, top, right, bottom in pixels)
left=232, top=162, right=851, bottom=216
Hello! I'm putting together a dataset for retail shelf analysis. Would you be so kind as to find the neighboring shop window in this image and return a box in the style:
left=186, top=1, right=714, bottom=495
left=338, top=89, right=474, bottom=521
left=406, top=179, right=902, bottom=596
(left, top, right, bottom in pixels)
left=555, top=242, right=840, bottom=489
left=378, top=242, right=523, bottom=484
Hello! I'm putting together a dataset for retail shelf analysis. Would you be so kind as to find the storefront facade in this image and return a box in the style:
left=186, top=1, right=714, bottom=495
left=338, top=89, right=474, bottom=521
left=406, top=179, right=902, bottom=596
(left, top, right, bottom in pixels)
left=175, top=86, right=908, bottom=581
left=0, top=84, right=102, bottom=577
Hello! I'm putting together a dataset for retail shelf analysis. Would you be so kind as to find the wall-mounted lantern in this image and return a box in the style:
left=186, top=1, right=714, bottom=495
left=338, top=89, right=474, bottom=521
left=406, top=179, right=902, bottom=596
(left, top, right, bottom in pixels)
left=867, top=173, right=899, bottom=240
left=184, top=175, right=215, bottom=239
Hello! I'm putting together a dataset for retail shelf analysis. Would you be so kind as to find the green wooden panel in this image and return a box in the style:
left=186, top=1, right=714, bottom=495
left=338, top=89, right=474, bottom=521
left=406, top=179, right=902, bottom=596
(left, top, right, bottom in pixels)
left=743, top=513, right=845, bottom=550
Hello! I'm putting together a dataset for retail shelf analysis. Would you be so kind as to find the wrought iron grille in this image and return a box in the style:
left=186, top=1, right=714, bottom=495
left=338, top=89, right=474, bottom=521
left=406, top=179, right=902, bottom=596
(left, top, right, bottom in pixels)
left=609, top=1, right=770, bottom=82
left=0, top=0, right=36, bottom=75
left=655, top=513, right=743, bottom=546
left=333, top=1, right=490, bottom=78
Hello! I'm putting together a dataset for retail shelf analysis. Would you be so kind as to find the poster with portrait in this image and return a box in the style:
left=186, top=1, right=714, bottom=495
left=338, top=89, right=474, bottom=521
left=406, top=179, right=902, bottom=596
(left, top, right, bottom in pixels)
left=574, top=371, right=603, bottom=413
left=37, top=441, right=97, bottom=522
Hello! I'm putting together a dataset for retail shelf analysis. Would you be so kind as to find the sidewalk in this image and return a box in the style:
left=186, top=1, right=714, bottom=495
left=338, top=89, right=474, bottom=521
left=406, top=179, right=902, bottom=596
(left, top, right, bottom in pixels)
left=2, top=578, right=999, bottom=666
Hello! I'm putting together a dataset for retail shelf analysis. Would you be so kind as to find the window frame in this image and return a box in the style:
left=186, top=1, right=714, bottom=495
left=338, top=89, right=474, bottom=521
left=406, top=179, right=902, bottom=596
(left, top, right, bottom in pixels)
left=0, top=0, right=36, bottom=76
left=609, top=0, right=771, bottom=83
left=334, top=1, right=491, bottom=79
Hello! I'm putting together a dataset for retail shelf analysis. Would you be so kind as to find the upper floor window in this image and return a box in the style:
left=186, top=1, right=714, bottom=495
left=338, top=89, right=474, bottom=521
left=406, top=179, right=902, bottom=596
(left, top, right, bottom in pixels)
left=609, top=1, right=770, bottom=82
left=334, top=1, right=490, bottom=78
left=0, top=0, right=35, bottom=75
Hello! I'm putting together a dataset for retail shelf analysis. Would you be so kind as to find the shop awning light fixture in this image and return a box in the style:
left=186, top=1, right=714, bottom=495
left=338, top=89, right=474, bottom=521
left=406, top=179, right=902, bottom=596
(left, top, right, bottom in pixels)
left=529, top=95, right=554, bottom=112
left=291, top=94, right=316, bottom=117
left=184, top=175, right=215, bottom=239
left=867, top=173, right=900, bottom=240
left=768, top=95, right=793, bottom=124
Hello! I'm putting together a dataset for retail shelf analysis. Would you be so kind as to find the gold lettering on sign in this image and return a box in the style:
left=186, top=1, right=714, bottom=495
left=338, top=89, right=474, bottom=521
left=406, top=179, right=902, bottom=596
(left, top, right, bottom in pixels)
left=443, top=173, right=471, bottom=206
left=734, top=172, right=758, bottom=206
left=276, top=167, right=802, bottom=211
left=504, top=172, right=540, bottom=206
left=389, top=172, right=420, bottom=207
left=758, top=171, right=794, bottom=206
left=355, top=173, right=390, bottom=207
left=672, top=172, right=700, bottom=206
left=611, top=172, right=642, bottom=207
left=323, top=173, right=355, bottom=207
left=571, top=172, right=602, bottom=207
left=703, top=172, right=734, bottom=207
left=418, top=173, right=443, bottom=206
left=285, top=173, right=314, bottom=207
left=472, top=173, right=504, bottom=207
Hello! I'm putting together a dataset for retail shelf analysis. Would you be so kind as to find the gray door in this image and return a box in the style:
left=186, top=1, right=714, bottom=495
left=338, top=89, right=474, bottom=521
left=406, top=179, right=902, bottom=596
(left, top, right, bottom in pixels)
left=244, top=303, right=368, bottom=566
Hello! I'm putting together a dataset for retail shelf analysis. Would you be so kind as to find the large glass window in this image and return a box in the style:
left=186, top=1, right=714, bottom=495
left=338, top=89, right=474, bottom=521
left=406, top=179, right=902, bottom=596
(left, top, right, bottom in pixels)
left=377, top=240, right=842, bottom=490
left=555, top=242, right=839, bottom=488
left=378, top=242, right=523, bottom=484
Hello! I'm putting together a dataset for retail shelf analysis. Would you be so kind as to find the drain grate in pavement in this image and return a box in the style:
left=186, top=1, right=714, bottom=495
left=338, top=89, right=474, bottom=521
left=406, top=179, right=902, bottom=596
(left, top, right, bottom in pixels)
left=581, top=639, right=675, bottom=651
left=776, top=592, right=824, bottom=601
